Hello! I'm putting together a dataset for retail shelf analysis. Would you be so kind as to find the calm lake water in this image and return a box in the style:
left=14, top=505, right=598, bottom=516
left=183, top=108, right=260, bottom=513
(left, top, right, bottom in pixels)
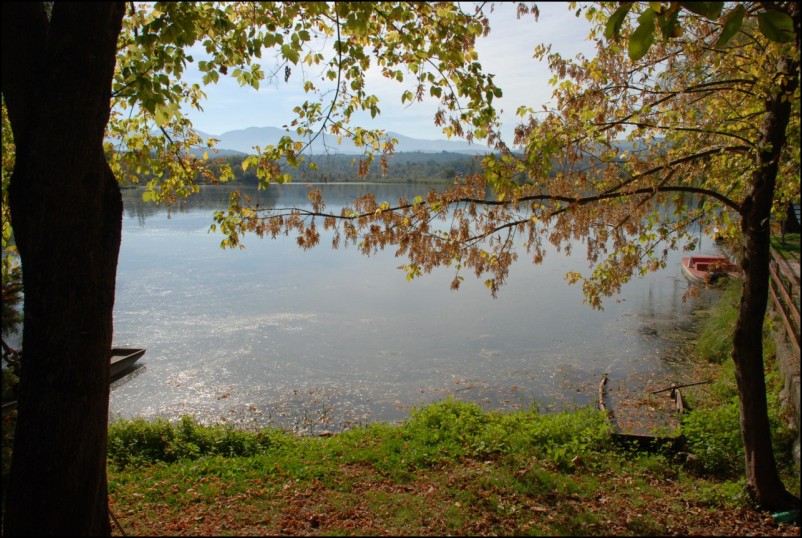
left=110, top=183, right=722, bottom=433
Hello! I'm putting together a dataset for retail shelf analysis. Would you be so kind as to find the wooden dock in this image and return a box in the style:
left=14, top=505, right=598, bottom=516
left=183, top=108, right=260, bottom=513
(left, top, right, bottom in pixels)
left=597, top=374, right=701, bottom=452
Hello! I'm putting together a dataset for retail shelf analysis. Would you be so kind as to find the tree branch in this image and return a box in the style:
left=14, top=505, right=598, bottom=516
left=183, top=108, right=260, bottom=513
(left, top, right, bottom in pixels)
left=601, top=145, right=751, bottom=198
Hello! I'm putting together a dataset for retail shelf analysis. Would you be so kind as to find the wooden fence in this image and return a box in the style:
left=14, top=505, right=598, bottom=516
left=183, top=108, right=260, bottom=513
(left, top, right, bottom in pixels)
left=768, top=248, right=800, bottom=359
left=768, top=246, right=801, bottom=466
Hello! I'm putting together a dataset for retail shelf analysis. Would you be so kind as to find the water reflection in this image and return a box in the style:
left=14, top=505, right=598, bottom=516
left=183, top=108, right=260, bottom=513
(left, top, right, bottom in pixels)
left=122, top=183, right=441, bottom=224
left=111, top=184, right=724, bottom=434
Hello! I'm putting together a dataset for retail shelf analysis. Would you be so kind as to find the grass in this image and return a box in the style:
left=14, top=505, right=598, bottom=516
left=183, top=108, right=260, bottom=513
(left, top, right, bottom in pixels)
left=694, top=279, right=742, bottom=363
left=3, top=269, right=800, bottom=535
left=772, top=232, right=800, bottom=262
left=102, top=277, right=801, bottom=535
left=104, top=367, right=801, bottom=536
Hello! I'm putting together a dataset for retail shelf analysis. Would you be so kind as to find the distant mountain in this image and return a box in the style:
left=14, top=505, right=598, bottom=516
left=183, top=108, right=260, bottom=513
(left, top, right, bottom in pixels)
left=385, top=131, right=490, bottom=154
left=196, top=126, right=491, bottom=156
left=190, top=129, right=247, bottom=157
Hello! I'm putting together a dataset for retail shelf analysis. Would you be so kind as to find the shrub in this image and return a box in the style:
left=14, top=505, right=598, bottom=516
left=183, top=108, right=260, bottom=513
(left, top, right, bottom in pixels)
left=501, top=406, right=613, bottom=469
left=399, top=398, right=612, bottom=470
left=695, top=280, right=740, bottom=363
left=681, top=398, right=743, bottom=477
left=107, top=415, right=287, bottom=468
left=401, top=398, right=490, bottom=465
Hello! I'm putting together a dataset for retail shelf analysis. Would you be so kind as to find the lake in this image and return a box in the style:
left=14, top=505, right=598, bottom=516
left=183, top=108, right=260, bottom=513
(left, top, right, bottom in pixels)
left=110, top=183, right=722, bottom=434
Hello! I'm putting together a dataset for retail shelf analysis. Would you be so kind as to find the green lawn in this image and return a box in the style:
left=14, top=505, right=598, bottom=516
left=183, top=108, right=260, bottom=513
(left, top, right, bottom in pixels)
left=772, top=232, right=801, bottom=262
left=102, top=330, right=800, bottom=536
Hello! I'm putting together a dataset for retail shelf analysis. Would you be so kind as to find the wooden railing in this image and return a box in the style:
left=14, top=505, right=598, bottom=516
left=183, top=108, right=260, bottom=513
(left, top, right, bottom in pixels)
left=768, top=248, right=800, bottom=359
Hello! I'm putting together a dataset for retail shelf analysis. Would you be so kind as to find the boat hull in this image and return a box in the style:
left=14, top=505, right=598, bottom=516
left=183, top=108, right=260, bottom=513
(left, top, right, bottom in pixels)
left=110, top=348, right=146, bottom=379
left=681, top=256, right=740, bottom=284
left=2, top=348, right=146, bottom=413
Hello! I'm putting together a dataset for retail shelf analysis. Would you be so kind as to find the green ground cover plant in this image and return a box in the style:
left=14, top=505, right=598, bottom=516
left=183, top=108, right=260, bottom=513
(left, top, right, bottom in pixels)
left=105, top=368, right=799, bottom=536
left=6, top=254, right=799, bottom=535
left=694, top=280, right=743, bottom=364
left=100, top=275, right=800, bottom=536
left=772, top=233, right=800, bottom=263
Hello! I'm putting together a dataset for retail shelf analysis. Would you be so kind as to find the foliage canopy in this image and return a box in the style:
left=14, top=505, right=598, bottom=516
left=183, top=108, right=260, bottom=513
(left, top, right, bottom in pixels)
left=1, top=2, right=799, bottom=524
left=106, top=1, right=502, bottom=201
left=212, top=2, right=799, bottom=309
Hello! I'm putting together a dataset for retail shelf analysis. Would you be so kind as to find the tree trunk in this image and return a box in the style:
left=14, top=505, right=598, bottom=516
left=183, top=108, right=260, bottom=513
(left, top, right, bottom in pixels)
left=732, top=52, right=800, bottom=512
left=2, top=2, right=126, bottom=535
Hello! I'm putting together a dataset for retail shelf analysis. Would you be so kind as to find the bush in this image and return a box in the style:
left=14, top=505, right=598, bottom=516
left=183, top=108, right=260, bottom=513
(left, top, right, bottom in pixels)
left=681, top=398, right=743, bottom=477
left=500, top=406, right=613, bottom=469
left=399, top=398, right=612, bottom=470
left=400, top=398, right=491, bottom=465
left=695, top=280, right=741, bottom=363
left=686, top=272, right=798, bottom=483
left=107, top=400, right=614, bottom=475
left=107, top=415, right=288, bottom=468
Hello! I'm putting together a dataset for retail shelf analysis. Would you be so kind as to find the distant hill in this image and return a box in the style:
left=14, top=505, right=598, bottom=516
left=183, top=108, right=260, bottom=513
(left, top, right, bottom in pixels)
left=116, top=126, right=648, bottom=184
left=211, top=150, right=484, bottom=184
left=196, top=126, right=491, bottom=156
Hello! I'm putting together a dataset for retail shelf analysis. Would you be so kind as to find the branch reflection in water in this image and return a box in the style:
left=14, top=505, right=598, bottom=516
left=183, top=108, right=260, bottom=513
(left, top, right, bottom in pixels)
left=110, top=184, right=718, bottom=434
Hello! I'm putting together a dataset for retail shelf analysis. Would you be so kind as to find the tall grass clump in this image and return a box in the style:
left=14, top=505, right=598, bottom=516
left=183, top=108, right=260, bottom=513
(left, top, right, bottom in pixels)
left=107, top=399, right=615, bottom=480
left=681, top=392, right=743, bottom=477
left=683, top=273, right=799, bottom=486
left=500, top=405, right=613, bottom=468
left=681, top=356, right=796, bottom=481
left=695, top=279, right=741, bottom=363
left=397, top=398, right=612, bottom=471
left=683, top=284, right=753, bottom=477
left=107, top=415, right=292, bottom=468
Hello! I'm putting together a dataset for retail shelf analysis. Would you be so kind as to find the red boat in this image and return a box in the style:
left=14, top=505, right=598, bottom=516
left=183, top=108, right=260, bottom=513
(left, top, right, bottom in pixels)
left=681, top=256, right=740, bottom=284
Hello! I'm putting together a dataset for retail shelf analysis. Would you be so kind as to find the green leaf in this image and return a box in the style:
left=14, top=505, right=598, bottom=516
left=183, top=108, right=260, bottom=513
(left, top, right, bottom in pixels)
left=153, top=102, right=179, bottom=126
left=679, top=2, right=723, bottom=20
left=605, top=3, right=633, bottom=40
left=629, top=19, right=656, bottom=61
left=203, top=70, right=220, bottom=85
left=637, top=8, right=657, bottom=25
left=757, top=10, right=795, bottom=44
left=242, top=155, right=258, bottom=172
left=656, top=9, right=680, bottom=40
left=281, top=44, right=300, bottom=64
left=715, top=4, right=745, bottom=48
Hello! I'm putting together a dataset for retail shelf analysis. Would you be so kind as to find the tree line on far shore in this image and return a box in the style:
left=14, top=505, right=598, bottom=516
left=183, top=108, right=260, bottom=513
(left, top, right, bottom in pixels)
left=203, top=150, right=485, bottom=184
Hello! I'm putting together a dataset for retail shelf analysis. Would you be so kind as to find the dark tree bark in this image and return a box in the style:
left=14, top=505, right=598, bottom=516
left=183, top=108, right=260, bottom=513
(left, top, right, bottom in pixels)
left=732, top=50, right=801, bottom=511
left=2, top=2, right=126, bottom=535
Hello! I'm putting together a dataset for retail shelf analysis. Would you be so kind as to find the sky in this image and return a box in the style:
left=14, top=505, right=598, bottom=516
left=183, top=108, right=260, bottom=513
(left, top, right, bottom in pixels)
left=182, top=2, right=597, bottom=146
